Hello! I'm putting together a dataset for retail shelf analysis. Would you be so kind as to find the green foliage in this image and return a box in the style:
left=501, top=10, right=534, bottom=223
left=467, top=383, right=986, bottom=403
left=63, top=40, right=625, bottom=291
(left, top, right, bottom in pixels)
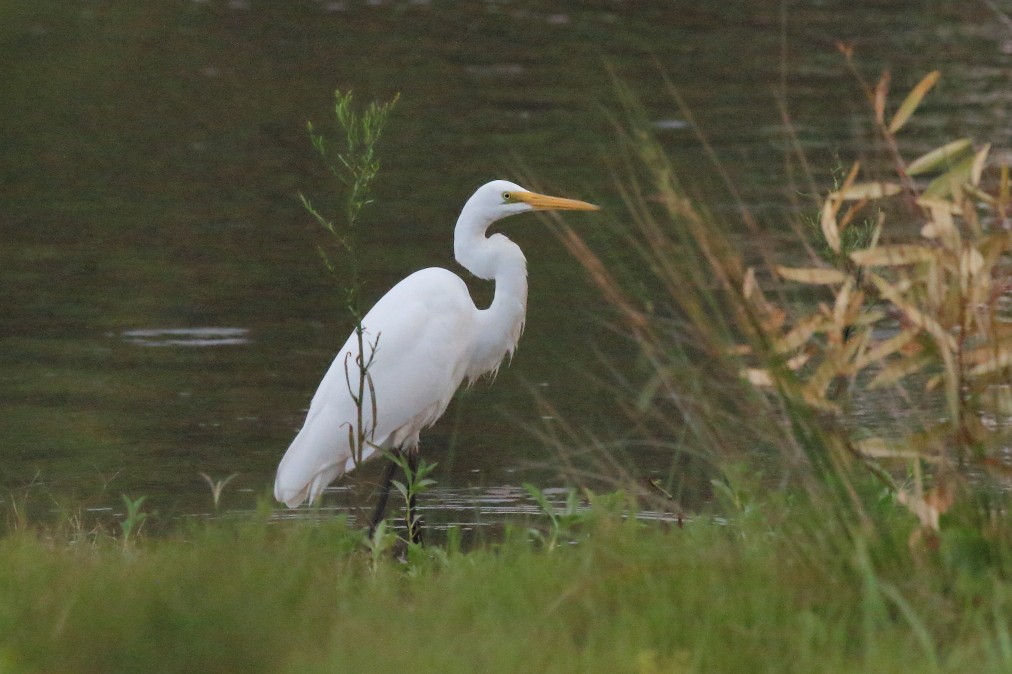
left=388, top=453, right=437, bottom=546
left=119, top=494, right=148, bottom=543
left=523, top=483, right=585, bottom=550
left=300, top=89, right=399, bottom=469
left=301, top=89, right=399, bottom=319
left=363, top=518, right=397, bottom=574
left=1, top=504, right=1012, bottom=673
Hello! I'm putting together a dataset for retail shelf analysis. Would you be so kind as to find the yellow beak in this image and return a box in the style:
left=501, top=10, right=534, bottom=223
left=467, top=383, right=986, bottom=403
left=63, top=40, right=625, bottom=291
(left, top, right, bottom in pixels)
left=514, top=191, right=600, bottom=211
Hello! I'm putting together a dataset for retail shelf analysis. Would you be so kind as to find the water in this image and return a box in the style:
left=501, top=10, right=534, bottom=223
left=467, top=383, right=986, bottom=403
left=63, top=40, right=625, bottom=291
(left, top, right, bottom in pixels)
left=2, top=0, right=1010, bottom=529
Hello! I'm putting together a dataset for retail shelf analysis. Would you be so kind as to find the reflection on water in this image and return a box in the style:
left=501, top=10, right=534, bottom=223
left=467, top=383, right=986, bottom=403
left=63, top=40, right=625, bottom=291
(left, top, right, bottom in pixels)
left=2, top=0, right=1010, bottom=532
left=266, top=483, right=680, bottom=536
left=121, top=327, right=251, bottom=348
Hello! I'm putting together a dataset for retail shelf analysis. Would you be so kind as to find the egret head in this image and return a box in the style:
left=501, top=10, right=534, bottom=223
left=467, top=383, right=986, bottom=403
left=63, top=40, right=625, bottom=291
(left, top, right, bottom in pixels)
left=465, top=180, right=599, bottom=223
left=455, top=179, right=598, bottom=279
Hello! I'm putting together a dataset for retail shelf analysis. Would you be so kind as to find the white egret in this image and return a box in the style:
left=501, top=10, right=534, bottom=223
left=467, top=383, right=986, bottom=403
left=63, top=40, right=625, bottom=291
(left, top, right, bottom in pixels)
left=274, top=180, right=598, bottom=537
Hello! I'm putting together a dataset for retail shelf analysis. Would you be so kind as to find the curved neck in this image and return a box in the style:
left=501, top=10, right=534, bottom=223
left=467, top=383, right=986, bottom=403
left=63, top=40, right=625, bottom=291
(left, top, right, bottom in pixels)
left=454, top=207, right=529, bottom=380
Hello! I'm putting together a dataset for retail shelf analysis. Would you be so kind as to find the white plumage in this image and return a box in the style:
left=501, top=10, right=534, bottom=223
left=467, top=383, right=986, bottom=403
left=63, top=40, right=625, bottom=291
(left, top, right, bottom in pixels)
left=274, top=180, right=598, bottom=509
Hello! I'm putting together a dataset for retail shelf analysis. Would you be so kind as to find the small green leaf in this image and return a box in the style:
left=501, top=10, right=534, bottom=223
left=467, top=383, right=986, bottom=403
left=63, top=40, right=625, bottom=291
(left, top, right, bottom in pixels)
left=906, top=138, right=973, bottom=176
left=888, top=70, right=941, bottom=134
left=922, top=153, right=975, bottom=199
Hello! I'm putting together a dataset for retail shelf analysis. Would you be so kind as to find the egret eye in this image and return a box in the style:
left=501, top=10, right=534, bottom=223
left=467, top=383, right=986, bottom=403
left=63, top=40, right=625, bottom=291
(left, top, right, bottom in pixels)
left=502, top=191, right=512, bottom=201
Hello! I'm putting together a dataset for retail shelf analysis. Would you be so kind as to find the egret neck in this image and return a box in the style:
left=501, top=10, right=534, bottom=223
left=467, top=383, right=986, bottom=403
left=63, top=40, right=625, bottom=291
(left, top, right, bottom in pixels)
left=453, top=200, right=528, bottom=382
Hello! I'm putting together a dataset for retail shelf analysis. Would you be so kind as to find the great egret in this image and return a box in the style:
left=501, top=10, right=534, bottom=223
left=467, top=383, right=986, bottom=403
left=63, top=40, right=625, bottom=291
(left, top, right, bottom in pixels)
left=274, top=180, right=598, bottom=537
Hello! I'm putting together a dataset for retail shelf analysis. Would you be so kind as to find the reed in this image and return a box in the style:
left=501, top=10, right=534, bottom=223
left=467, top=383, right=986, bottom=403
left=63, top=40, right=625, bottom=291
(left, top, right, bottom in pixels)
left=548, top=59, right=1011, bottom=552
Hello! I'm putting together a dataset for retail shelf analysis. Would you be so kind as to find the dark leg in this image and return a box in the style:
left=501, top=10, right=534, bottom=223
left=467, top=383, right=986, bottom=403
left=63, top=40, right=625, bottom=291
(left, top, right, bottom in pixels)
left=405, top=451, right=423, bottom=545
left=368, top=457, right=398, bottom=537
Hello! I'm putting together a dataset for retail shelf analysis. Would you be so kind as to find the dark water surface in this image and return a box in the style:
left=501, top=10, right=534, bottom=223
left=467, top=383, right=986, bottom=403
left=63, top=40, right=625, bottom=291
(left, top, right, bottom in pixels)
left=2, top=0, right=1010, bottom=529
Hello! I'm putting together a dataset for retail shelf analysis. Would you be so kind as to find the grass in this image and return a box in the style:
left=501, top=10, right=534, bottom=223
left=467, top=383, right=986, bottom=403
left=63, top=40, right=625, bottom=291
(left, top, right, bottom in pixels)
left=1, top=497, right=1012, bottom=673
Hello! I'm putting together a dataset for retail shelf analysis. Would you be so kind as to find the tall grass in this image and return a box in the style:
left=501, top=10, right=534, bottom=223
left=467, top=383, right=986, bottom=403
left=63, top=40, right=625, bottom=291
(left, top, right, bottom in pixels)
left=547, top=59, right=1011, bottom=564
left=4, top=503, right=1012, bottom=673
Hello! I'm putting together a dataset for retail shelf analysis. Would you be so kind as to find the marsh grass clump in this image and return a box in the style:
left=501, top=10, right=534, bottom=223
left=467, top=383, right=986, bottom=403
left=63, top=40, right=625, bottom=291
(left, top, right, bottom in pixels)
left=550, top=60, right=1010, bottom=555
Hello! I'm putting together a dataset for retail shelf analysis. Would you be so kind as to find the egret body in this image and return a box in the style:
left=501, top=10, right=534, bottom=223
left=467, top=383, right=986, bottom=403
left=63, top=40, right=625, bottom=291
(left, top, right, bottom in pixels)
left=274, top=180, right=598, bottom=526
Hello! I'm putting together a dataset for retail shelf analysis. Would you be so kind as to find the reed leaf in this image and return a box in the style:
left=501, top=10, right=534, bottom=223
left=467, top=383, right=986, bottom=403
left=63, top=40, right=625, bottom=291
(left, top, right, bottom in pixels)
left=775, top=266, right=849, bottom=285
left=820, top=199, right=842, bottom=253
left=906, top=138, right=973, bottom=176
left=851, top=328, right=920, bottom=373
left=867, top=273, right=958, bottom=352
left=831, top=182, right=902, bottom=201
left=888, top=70, right=941, bottom=134
left=867, top=352, right=934, bottom=389
left=852, top=437, right=926, bottom=461
left=773, top=314, right=826, bottom=354
left=850, top=245, right=939, bottom=266
left=922, top=153, right=975, bottom=199
left=971, top=143, right=991, bottom=186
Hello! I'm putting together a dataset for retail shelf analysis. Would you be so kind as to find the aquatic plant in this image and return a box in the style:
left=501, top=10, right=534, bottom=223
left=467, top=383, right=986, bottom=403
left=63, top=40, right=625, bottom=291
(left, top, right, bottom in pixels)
left=119, top=494, right=148, bottom=543
left=299, top=89, right=399, bottom=469
left=199, top=472, right=238, bottom=512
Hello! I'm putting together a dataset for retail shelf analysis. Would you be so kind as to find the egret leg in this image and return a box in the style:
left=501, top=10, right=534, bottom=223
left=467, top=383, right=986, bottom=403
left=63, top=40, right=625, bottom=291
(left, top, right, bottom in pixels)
left=406, top=451, right=423, bottom=545
left=368, top=457, right=398, bottom=537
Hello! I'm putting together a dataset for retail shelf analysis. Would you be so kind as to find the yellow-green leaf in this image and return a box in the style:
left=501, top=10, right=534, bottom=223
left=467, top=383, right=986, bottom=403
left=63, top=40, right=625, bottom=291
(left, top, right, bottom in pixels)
left=854, top=308, right=887, bottom=326
left=850, top=244, right=938, bottom=266
left=868, top=353, right=934, bottom=389
left=820, top=199, right=841, bottom=253
left=907, top=138, right=973, bottom=176
left=922, top=153, right=975, bottom=199
left=852, top=327, right=920, bottom=372
left=971, top=143, right=991, bottom=186
left=831, top=182, right=903, bottom=201
left=773, top=314, right=826, bottom=354
left=833, top=275, right=855, bottom=328
left=959, top=247, right=985, bottom=292
left=874, top=71, right=890, bottom=126
left=775, top=266, right=848, bottom=285
left=888, top=70, right=941, bottom=134
left=963, top=183, right=996, bottom=205
left=819, top=162, right=861, bottom=253
left=867, top=273, right=958, bottom=352
left=852, top=437, right=922, bottom=460
left=805, top=334, right=863, bottom=399
left=918, top=198, right=958, bottom=244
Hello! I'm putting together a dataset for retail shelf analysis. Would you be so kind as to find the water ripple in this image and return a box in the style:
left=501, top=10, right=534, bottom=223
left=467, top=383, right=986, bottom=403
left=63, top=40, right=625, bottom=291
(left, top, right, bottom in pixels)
left=121, top=327, right=250, bottom=348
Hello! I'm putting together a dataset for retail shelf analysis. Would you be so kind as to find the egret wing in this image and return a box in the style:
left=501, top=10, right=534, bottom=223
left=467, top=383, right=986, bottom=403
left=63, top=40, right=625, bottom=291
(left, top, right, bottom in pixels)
left=274, top=268, right=477, bottom=507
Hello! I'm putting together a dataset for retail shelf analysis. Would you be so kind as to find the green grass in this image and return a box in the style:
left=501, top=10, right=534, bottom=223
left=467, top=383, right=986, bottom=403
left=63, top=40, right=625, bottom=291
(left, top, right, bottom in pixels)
left=1, top=497, right=1011, bottom=674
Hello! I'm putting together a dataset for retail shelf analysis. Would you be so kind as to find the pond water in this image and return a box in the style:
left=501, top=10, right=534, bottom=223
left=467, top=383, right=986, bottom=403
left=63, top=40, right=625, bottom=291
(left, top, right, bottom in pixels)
left=2, top=0, right=1010, bottom=532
